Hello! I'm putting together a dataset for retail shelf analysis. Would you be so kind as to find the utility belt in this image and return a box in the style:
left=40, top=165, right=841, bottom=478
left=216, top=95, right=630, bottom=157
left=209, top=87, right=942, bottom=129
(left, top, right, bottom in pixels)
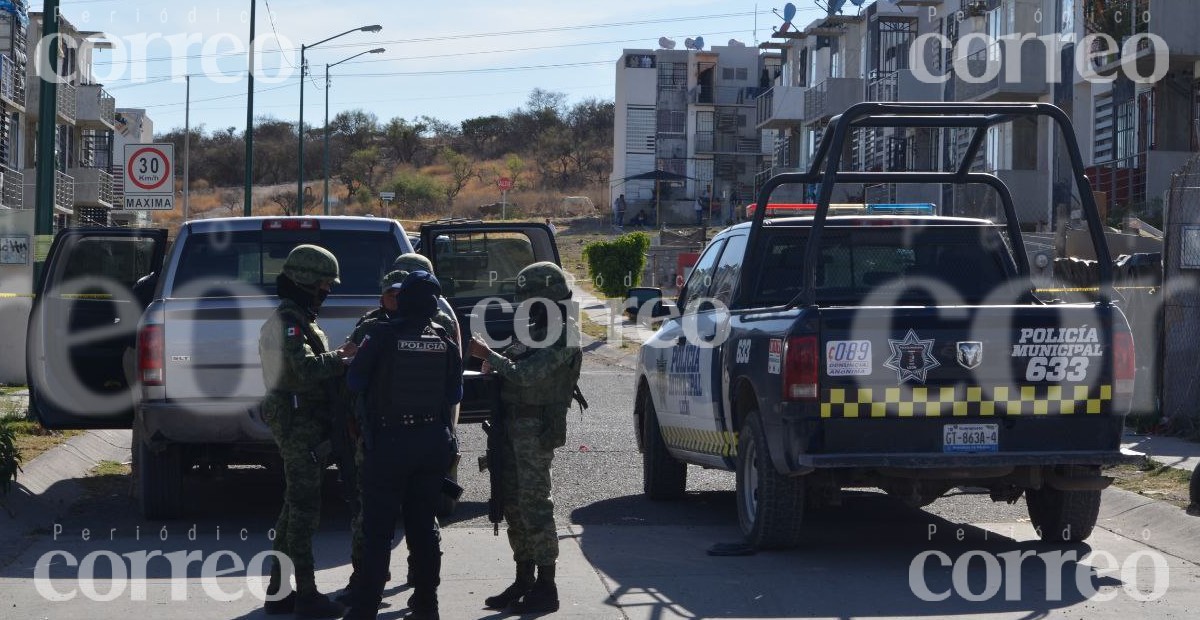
left=375, top=413, right=441, bottom=430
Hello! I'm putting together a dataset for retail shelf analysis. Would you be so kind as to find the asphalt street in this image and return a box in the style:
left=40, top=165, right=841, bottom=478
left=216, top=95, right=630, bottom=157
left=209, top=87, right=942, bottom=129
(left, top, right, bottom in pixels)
left=0, top=352, right=1198, bottom=618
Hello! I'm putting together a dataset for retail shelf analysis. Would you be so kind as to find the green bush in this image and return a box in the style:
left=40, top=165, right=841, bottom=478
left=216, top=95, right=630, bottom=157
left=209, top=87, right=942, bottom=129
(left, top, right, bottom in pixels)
left=0, top=420, right=20, bottom=499
left=583, top=232, right=651, bottom=299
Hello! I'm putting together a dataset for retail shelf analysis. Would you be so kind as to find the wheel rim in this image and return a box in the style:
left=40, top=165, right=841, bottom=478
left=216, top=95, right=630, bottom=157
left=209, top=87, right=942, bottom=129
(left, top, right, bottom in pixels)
left=741, top=434, right=759, bottom=524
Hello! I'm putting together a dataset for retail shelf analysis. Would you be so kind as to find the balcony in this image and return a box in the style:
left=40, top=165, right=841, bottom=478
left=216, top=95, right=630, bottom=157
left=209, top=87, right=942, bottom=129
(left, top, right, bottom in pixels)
left=867, top=69, right=942, bottom=103
left=756, top=84, right=807, bottom=129
left=695, top=132, right=762, bottom=155
left=953, top=43, right=1048, bottom=102
left=804, top=78, right=864, bottom=124
left=68, top=166, right=115, bottom=208
left=26, top=80, right=77, bottom=123
left=1087, top=0, right=1200, bottom=66
left=0, top=54, right=25, bottom=109
left=0, top=166, right=21, bottom=209
left=22, top=168, right=75, bottom=215
left=76, top=85, right=116, bottom=129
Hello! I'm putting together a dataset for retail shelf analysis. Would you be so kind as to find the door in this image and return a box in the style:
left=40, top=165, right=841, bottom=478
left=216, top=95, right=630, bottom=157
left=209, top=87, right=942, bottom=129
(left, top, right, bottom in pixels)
left=419, top=222, right=559, bottom=424
left=27, top=228, right=168, bottom=429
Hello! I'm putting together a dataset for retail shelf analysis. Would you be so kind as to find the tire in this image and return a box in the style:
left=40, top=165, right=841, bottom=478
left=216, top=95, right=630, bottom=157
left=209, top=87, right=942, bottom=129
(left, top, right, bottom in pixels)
left=1025, top=486, right=1101, bottom=542
left=136, top=435, right=184, bottom=520
left=641, top=391, right=686, bottom=500
left=736, top=410, right=806, bottom=549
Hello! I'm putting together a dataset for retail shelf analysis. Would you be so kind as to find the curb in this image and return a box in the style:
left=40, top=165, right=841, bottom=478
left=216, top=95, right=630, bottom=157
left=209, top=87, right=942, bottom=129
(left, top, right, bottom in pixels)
left=1099, top=485, right=1200, bottom=566
left=0, top=429, right=132, bottom=569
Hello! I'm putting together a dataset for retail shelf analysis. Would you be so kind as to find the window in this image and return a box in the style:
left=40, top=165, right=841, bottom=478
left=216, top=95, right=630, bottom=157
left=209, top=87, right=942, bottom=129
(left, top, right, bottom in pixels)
left=431, top=231, right=537, bottom=298
left=735, top=67, right=748, bottom=81
left=1115, top=99, right=1136, bottom=162
left=59, top=237, right=156, bottom=289
left=710, top=235, right=748, bottom=305
left=173, top=230, right=402, bottom=296
left=680, top=239, right=727, bottom=311
left=1094, top=91, right=1114, bottom=162
left=627, top=107, right=656, bottom=154
left=722, top=67, right=734, bottom=80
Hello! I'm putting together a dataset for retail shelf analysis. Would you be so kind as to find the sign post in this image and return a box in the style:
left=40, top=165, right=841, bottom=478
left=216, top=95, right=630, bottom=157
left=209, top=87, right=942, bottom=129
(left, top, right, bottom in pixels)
left=380, top=191, right=396, bottom=220
left=497, top=177, right=513, bottom=220
left=124, top=144, right=177, bottom=212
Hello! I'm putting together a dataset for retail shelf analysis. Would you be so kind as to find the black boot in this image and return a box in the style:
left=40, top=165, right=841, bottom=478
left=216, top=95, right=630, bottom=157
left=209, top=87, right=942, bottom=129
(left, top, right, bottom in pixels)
left=335, top=572, right=359, bottom=606
left=510, top=564, right=559, bottom=614
left=483, top=560, right=535, bottom=610
left=263, top=560, right=296, bottom=615
left=294, top=591, right=346, bottom=619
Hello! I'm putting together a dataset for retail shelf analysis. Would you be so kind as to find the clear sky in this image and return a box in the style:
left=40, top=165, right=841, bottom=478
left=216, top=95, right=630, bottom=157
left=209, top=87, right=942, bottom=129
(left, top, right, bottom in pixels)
left=36, top=0, right=831, bottom=136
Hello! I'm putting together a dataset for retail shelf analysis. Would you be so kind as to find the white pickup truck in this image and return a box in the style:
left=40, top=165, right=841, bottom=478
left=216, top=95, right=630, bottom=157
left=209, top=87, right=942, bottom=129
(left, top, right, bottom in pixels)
left=27, top=216, right=558, bottom=518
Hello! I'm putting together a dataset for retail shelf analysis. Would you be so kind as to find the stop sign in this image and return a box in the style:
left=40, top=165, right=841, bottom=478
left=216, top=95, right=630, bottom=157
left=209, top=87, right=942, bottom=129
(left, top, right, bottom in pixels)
left=498, top=177, right=513, bottom=191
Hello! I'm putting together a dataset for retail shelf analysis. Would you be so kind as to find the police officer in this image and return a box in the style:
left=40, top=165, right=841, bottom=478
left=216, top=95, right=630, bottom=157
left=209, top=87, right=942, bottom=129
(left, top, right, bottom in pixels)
left=392, top=253, right=460, bottom=349
left=343, top=271, right=462, bottom=620
left=258, top=244, right=356, bottom=618
left=468, top=262, right=583, bottom=614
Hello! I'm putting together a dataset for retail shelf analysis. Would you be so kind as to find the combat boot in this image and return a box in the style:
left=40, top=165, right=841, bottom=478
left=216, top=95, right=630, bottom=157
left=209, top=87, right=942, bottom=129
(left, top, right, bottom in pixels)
left=263, top=560, right=296, bottom=615
left=483, top=560, right=535, bottom=610
left=509, top=564, right=559, bottom=614
left=294, top=591, right=346, bottom=619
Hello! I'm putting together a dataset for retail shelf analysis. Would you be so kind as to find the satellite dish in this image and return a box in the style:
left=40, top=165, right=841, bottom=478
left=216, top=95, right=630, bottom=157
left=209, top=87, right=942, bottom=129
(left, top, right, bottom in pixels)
left=728, top=39, right=746, bottom=47
left=783, top=2, right=797, bottom=21
left=658, top=36, right=676, bottom=49
left=694, top=36, right=705, bottom=50
left=684, top=37, right=696, bottom=50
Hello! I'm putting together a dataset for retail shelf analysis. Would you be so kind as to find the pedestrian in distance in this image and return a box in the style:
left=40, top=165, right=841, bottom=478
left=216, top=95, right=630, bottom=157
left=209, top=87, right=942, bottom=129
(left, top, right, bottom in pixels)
left=613, top=193, right=627, bottom=228
left=258, top=244, right=357, bottom=618
left=342, top=271, right=462, bottom=620
left=468, top=262, right=584, bottom=614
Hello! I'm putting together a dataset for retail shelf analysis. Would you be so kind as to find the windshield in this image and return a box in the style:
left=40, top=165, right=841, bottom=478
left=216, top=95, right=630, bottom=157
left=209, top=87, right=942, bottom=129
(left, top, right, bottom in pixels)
left=171, top=230, right=402, bottom=296
left=751, top=226, right=1017, bottom=306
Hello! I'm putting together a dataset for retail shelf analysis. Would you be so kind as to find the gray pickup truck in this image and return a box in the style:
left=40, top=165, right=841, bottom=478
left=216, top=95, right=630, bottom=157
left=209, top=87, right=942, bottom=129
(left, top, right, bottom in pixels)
left=27, top=216, right=558, bottom=518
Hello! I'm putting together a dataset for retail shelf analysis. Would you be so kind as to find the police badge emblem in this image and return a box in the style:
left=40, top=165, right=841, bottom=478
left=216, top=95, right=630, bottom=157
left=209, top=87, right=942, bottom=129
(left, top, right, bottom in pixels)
left=883, top=329, right=940, bottom=384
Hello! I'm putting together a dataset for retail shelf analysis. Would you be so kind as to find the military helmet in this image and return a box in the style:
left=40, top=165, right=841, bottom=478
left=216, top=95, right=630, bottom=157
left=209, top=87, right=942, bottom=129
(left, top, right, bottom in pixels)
left=392, top=253, right=433, bottom=275
left=515, top=262, right=571, bottom=302
left=380, top=269, right=407, bottom=291
left=283, top=244, right=340, bottom=286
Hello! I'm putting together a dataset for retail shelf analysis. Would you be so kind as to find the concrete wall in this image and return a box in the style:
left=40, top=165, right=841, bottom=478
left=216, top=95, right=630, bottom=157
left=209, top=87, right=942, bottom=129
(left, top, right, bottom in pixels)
left=0, top=209, right=34, bottom=384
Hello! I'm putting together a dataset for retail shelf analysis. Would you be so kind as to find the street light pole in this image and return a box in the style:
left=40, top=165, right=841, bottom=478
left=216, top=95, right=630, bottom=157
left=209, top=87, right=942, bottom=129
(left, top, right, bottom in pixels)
left=244, top=0, right=255, bottom=216
left=324, top=47, right=385, bottom=215
left=296, top=24, right=382, bottom=215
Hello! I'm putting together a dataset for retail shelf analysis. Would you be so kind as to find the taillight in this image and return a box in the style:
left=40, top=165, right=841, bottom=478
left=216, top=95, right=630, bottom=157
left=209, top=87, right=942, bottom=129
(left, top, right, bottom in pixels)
left=138, top=324, right=164, bottom=386
left=262, top=218, right=320, bottom=231
left=783, top=335, right=819, bottom=400
left=1113, top=331, right=1135, bottom=395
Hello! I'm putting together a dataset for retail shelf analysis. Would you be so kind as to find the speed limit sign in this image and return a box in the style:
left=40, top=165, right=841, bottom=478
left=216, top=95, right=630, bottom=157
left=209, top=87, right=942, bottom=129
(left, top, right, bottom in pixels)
left=124, top=144, right=175, bottom=210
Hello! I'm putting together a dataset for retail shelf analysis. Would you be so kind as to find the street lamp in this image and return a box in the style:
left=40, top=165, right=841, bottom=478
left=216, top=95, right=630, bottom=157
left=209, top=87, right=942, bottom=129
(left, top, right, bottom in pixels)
left=324, top=47, right=385, bottom=215
left=297, top=24, right=382, bottom=214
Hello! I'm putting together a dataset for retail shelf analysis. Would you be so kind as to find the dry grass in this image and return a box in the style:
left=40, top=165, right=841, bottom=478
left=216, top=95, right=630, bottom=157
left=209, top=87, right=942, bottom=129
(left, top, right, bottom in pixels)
left=81, top=460, right=132, bottom=498
left=1106, top=459, right=1193, bottom=509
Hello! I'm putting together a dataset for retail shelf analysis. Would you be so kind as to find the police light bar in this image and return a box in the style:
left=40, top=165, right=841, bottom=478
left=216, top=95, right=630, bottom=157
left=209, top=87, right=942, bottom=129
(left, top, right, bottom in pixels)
left=864, top=203, right=936, bottom=215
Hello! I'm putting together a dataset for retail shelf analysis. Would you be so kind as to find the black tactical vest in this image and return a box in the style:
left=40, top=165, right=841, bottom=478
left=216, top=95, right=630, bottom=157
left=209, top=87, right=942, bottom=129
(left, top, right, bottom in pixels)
left=371, top=322, right=450, bottom=429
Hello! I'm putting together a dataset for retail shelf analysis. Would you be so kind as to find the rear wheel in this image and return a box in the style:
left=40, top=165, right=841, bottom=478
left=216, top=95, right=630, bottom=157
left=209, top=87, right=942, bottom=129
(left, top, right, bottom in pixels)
left=641, top=391, right=686, bottom=500
left=736, top=410, right=806, bottom=549
left=135, top=430, right=183, bottom=520
left=1025, top=485, right=1101, bottom=542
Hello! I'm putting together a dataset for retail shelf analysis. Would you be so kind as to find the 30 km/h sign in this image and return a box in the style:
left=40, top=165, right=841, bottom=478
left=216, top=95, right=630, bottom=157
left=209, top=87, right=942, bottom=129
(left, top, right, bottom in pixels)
left=123, top=144, right=176, bottom=210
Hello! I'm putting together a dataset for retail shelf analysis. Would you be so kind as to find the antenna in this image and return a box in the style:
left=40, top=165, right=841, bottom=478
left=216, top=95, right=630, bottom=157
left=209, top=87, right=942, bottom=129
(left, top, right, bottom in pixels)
left=658, top=36, right=676, bottom=49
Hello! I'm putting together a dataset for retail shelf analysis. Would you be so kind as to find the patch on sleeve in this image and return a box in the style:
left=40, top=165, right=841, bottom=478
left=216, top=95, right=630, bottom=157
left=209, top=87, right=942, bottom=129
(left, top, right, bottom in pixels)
left=286, top=325, right=301, bottom=339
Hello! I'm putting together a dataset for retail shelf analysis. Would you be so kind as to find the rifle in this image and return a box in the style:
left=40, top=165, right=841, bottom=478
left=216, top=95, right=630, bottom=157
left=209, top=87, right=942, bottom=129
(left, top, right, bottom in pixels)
left=478, top=404, right=507, bottom=536
left=323, top=378, right=360, bottom=506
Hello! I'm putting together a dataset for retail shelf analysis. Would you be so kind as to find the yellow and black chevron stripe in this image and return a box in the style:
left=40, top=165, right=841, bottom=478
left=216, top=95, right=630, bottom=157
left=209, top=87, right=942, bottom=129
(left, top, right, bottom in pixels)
left=660, top=425, right=739, bottom=457
left=820, top=384, right=1113, bottom=418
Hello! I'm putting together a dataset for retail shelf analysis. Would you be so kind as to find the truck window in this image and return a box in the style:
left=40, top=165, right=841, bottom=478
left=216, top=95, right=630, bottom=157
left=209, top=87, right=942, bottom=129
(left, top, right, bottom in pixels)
left=171, top=230, right=402, bottom=296
left=680, top=238, right=726, bottom=311
left=751, top=226, right=1014, bottom=306
left=58, top=236, right=157, bottom=290
left=431, top=231, right=536, bottom=298
left=710, top=234, right=747, bottom=306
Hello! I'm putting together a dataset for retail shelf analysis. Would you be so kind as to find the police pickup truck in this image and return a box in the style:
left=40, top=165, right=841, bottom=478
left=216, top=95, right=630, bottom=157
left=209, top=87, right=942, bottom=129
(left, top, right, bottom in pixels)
left=27, top=216, right=557, bottom=518
left=634, top=103, right=1135, bottom=549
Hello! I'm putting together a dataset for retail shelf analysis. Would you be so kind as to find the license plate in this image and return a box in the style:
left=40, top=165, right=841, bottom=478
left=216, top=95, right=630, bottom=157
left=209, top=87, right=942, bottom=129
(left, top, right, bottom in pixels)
left=943, top=424, right=999, bottom=453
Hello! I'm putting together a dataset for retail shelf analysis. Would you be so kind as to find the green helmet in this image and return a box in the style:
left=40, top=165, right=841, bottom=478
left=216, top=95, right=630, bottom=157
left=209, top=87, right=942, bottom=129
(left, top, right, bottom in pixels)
left=379, top=269, right=407, bottom=291
left=283, top=244, right=340, bottom=286
left=515, top=262, right=571, bottom=302
left=392, top=253, right=433, bottom=275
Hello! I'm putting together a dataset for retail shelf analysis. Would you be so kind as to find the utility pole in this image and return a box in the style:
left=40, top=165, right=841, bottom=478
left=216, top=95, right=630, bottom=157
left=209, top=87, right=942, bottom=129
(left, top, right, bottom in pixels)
left=323, top=64, right=330, bottom=215
left=34, top=0, right=61, bottom=286
left=184, top=75, right=191, bottom=220
left=297, top=45, right=307, bottom=214
left=243, top=0, right=255, bottom=216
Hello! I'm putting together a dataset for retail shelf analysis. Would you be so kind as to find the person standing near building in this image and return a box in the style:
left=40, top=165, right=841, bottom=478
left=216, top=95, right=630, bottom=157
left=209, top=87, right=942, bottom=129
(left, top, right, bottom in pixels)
left=613, top=193, right=627, bottom=227
left=343, top=271, right=462, bottom=620
left=258, top=244, right=356, bottom=618
left=468, top=262, right=583, bottom=614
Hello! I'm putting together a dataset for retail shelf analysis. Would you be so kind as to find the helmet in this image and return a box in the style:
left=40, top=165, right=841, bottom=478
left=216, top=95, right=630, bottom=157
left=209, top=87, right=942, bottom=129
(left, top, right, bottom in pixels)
left=515, top=262, right=571, bottom=302
left=282, top=244, right=340, bottom=286
left=392, top=253, right=433, bottom=275
left=380, top=269, right=407, bottom=291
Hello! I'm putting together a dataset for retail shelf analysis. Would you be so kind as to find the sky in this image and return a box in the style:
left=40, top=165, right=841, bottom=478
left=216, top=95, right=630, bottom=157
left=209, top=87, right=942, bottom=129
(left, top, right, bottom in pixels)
left=34, top=0, right=831, bottom=136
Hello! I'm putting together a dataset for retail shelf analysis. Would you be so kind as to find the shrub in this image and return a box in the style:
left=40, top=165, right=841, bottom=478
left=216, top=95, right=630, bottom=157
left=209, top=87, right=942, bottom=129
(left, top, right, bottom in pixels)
left=583, top=232, right=651, bottom=299
left=0, top=420, right=20, bottom=499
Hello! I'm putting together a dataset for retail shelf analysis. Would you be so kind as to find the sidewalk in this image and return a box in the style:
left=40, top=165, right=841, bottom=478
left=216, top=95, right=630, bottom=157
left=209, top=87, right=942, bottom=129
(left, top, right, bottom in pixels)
left=1121, top=431, right=1200, bottom=473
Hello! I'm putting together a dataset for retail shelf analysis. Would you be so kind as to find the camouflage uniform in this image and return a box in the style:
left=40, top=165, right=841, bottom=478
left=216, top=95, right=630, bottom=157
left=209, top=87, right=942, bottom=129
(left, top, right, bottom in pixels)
left=258, top=245, right=347, bottom=617
left=481, top=262, right=582, bottom=613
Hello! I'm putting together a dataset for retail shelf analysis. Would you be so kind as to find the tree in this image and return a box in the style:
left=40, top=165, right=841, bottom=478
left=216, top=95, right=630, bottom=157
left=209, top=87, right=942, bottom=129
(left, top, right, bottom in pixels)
left=336, top=147, right=384, bottom=201
left=390, top=169, right=444, bottom=216
left=269, top=190, right=317, bottom=216
left=217, top=189, right=242, bottom=216
left=440, top=147, right=475, bottom=206
left=460, top=115, right=509, bottom=159
left=383, top=117, right=427, bottom=164
left=331, top=109, right=379, bottom=153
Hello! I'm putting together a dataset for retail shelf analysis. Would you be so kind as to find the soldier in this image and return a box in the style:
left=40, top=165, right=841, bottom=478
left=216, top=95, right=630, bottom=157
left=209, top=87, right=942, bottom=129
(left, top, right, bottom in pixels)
left=343, top=271, right=462, bottom=620
left=468, top=262, right=583, bottom=614
left=392, top=253, right=460, bottom=349
left=258, top=244, right=356, bottom=618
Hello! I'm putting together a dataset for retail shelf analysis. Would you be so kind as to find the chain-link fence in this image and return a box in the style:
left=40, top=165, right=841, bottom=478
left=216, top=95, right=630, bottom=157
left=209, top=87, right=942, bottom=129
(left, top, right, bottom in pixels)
left=1161, top=156, right=1200, bottom=435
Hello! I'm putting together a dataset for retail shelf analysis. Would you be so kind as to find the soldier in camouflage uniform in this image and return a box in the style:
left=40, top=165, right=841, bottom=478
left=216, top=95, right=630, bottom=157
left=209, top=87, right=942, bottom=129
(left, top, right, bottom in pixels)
left=339, top=254, right=461, bottom=604
left=258, top=244, right=356, bottom=619
left=468, top=262, right=583, bottom=614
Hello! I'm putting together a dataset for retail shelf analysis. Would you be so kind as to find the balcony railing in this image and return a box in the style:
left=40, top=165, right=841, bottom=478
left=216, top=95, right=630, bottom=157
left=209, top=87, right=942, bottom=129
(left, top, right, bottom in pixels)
left=867, top=70, right=898, bottom=102
left=76, top=84, right=116, bottom=127
left=953, top=44, right=1048, bottom=102
left=695, top=132, right=762, bottom=154
left=0, top=54, right=25, bottom=108
left=1087, top=153, right=1148, bottom=213
left=804, top=78, right=864, bottom=124
left=68, top=166, right=115, bottom=208
left=56, top=169, right=75, bottom=213
left=755, top=84, right=807, bottom=129
left=0, top=166, right=22, bottom=209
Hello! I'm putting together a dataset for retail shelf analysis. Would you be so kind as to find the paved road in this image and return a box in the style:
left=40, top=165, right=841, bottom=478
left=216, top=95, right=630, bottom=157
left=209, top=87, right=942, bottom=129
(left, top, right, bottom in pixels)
left=1, top=353, right=1198, bottom=618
